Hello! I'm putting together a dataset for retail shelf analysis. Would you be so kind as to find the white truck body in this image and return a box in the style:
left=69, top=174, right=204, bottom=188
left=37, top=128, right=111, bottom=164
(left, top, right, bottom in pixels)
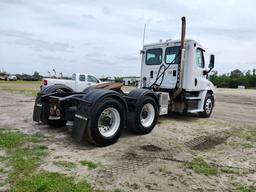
left=141, top=39, right=214, bottom=91
left=140, top=39, right=215, bottom=114
left=43, top=73, right=101, bottom=92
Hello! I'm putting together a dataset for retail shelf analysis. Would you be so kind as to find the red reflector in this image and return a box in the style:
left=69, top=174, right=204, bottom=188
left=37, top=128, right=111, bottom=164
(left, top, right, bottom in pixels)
left=49, top=107, right=54, bottom=115
left=43, top=79, right=48, bottom=85
left=56, top=109, right=60, bottom=116
left=48, top=98, right=54, bottom=103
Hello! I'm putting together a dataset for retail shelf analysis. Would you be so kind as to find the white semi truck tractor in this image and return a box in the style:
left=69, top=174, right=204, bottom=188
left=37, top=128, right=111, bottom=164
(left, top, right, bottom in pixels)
left=33, top=17, right=215, bottom=146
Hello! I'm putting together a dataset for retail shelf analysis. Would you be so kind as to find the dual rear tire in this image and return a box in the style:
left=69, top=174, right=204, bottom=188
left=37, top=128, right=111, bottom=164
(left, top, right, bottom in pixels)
left=86, top=96, right=158, bottom=146
left=87, top=98, right=125, bottom=146
left=127, top=96, right=158, bottom=134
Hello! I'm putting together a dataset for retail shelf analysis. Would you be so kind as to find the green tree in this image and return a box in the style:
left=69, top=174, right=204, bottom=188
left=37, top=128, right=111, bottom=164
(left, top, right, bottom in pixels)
left=114, top=77, right=123, bottom=83
left=33, top=71, right=42, bottom=80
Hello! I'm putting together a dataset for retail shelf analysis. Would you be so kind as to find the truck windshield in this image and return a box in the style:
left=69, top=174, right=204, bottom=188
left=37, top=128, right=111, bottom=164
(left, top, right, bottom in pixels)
left=146, top=48, right=162, bottom=65
left=165, top=46, right=181, bottom=64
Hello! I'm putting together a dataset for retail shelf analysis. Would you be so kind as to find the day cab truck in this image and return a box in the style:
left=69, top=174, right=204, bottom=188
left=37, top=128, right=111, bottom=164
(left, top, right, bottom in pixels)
left=33, top=17, right=215, bottom=146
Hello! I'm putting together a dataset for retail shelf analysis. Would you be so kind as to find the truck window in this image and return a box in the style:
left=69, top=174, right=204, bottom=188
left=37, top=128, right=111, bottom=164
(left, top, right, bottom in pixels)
left=196, top=48, right=205, bottom=68
left=72, top=73, right=76, bottom=80
left=146, top=48, right=162, bottom=65
left=79, top=74, right=86, bottom=81
left=165, top=46, right=181, bottom=64
left=87, top=75, right=98, bottom=83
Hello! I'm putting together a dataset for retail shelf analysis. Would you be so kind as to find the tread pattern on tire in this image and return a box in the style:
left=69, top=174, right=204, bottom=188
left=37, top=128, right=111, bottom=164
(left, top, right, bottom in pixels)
left=85, top=97, right=125, bottom=146
left=127, top=96, right=158, bottom=135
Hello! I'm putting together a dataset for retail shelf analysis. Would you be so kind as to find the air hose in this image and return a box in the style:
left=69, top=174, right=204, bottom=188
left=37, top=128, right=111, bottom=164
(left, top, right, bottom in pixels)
left=149, top=50, right=181, bottom=89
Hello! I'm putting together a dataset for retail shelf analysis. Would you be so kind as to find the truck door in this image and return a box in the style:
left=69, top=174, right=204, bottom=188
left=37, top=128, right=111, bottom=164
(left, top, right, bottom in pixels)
left=161, top=46, right=180, bottom=89
left=76, top=74, right=86, bottom=92
left=195, top=48, right=206, bottom=90
left=141, top=46, right=180, bottom=89
left=87, top=75, right=99, bottom=86
left=141, top=48, right=163, bottom=88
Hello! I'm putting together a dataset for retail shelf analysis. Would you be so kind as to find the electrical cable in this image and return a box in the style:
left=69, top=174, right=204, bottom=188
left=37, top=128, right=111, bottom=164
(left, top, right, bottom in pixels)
left=149, top=50, right=181, bottom=89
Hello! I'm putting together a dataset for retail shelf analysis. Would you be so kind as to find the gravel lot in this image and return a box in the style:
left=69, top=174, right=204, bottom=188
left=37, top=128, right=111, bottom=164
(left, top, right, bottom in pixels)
left=0, top=85, right=255, bottom=192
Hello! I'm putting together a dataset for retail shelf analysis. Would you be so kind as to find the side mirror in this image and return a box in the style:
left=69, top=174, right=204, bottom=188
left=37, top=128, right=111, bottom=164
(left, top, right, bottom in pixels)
left=208, top=54, right=215, bottom=69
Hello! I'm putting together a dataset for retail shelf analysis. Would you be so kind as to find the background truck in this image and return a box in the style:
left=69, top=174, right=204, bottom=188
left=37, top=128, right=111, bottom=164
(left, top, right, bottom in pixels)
left=33, top=17, right=215, bottom=146
left=42, top=73, right=101, bottom=92
left=7, top=75, right=17, bottom=81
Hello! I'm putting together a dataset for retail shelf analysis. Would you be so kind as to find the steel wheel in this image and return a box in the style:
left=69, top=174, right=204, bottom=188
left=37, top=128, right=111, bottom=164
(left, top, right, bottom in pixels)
left=98, top=107, right=121, bottom=138
left=199, top=93, right=214, bottom=118
left=205, top=98, right=213, bottom=115
left=140, top=103, right=155, bottom=128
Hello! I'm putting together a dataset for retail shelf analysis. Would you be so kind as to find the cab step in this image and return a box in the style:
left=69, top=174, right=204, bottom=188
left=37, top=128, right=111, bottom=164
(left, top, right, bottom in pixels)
left=185, top=96, right=201, bottom=101
left=187, top=109, right=203, bottom=113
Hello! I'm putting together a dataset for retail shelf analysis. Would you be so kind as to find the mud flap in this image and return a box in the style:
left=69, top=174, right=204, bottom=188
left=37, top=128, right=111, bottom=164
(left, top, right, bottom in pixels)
left=33, top=103, right=42, bottom=122
left=72, top=114, right=89, bottom=142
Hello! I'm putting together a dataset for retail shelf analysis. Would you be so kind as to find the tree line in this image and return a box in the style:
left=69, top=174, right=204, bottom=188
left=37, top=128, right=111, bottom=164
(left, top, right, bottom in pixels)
left=0, top=71, right=42, bottom=81
left=209, top=69, right=256, bottom=88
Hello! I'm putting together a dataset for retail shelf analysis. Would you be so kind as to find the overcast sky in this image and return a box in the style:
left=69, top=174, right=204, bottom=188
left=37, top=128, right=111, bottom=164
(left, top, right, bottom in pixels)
left=0, top=0, right=256, bottom=77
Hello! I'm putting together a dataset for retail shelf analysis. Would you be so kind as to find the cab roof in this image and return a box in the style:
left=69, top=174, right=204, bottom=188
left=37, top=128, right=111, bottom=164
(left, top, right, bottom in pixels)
left=143, top=39, right=203, bottom=49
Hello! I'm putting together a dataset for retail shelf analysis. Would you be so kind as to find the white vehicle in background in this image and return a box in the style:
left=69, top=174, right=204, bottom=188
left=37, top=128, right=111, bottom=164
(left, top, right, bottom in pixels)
left=42, top=73, right=101, bottom=92
left=7, top=75, right=17, bottom=81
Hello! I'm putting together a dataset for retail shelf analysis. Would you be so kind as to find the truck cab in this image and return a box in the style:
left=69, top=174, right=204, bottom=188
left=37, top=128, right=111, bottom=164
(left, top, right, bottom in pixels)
left=140, top=39, right=215, bottom=116
left=71, top=73, right=101, bottom=91
left=141, top=39, right=213, bottom=91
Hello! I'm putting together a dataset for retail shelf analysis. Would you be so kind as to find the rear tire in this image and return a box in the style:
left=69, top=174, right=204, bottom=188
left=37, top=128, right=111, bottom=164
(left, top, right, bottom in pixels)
left=87, top=98, right=125, bottom=146
left=199, top=93, right=214, bottom=118
left=127, top=96, right=158, bottom=134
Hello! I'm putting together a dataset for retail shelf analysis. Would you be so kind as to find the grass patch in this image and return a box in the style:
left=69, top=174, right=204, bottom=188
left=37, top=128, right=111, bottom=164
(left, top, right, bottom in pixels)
left=12, top=172, right=92, bottom=192
left=0, top=87, right=38, bottom=97
left=231, top=130, right=256, bottom=142
left=54, top=161, right=77, bottom=169
left=0, top=80, right=41, bottom=84
left=185, top=158, right=218, bottom=176
left=0, top=129, right=94, bottom=192
left=226, top=140, right=254, bottom=149
left=0, top=80, right=41, bottom=97
left=232, top=183, right=256, bottom=192
left=241, top=143, right=254, bottom=148
left=0, top=130, right=41, bottom=149
left=80, top=160, right=98, bottom=170
left=226, top=129, right=256, bottom=149
left=185, top=158, right=248, bottom=177
left=221, top=167, right=240, bottom=175
left=0, top=130, right=48, bottom=188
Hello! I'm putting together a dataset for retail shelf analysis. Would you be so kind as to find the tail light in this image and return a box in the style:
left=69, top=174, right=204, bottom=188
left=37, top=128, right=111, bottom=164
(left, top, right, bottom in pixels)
left=49, top=107, right=54, bottom=115
left=43, top=79, right=48, bottom=85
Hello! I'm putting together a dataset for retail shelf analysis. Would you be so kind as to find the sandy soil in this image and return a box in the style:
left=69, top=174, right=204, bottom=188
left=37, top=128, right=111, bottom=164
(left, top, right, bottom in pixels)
left=0, top=88, right=256, bottom=191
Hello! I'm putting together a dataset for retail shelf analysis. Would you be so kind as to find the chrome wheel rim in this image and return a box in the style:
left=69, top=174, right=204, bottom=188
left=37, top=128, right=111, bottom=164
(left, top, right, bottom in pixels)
left=98, top=107, right=120, bottom=137
left=140, top=103, right=155, bottom=128
left=205, top=98, right=213, bottom=114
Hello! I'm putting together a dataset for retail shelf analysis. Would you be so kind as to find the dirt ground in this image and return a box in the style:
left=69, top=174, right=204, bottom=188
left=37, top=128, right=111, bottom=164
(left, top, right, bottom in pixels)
left=0, top=86, right=256, bottom=191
